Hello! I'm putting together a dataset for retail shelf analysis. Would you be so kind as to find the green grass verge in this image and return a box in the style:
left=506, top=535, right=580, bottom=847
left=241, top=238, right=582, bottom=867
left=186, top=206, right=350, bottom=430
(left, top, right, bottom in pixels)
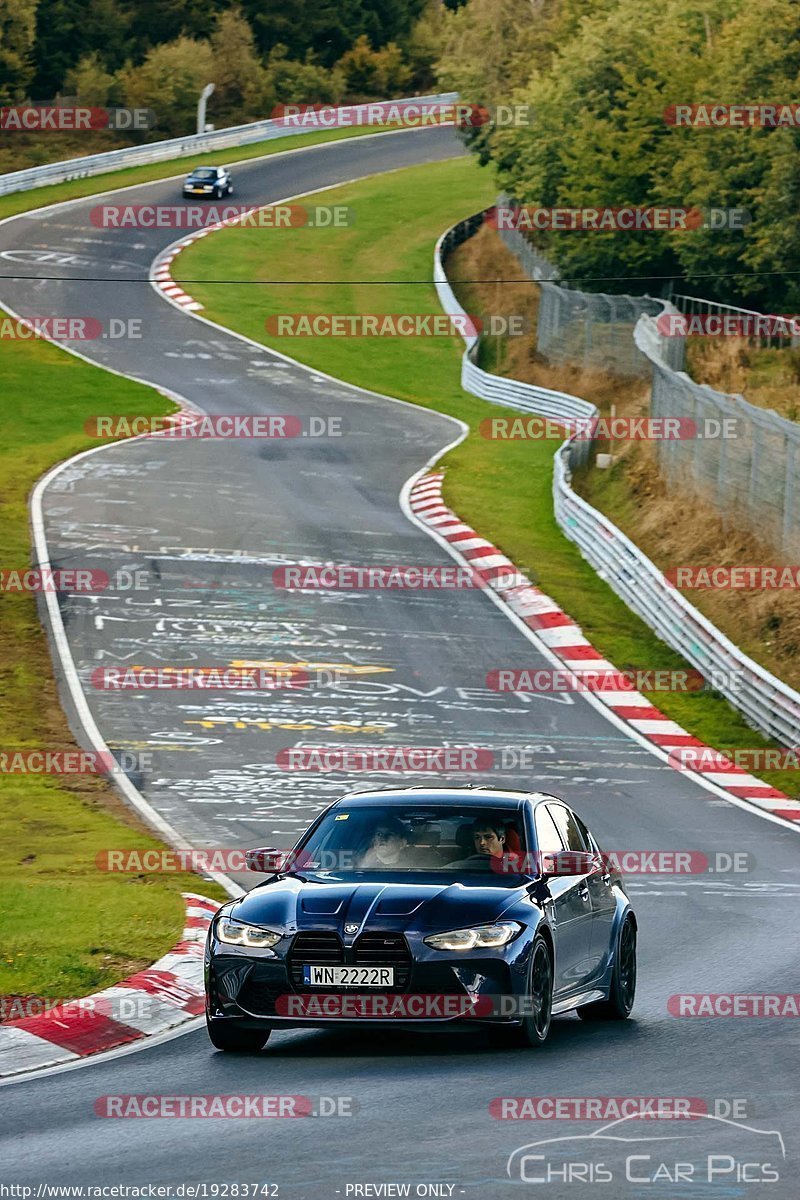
left=0, top=335, right=228, bottom=1001
left=0, top=124, right=403, bottom=223
left=175, top=156, right=800, bottom=798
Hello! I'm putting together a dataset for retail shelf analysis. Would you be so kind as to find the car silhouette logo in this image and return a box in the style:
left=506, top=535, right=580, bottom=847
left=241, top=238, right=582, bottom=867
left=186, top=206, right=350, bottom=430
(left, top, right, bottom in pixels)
left=344, top=923, right=359, bottom=934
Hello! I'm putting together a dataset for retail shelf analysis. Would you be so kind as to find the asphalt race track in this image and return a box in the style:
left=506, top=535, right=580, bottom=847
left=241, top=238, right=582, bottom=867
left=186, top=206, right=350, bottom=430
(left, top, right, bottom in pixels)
left=0, top=125, right=799, bottom=1198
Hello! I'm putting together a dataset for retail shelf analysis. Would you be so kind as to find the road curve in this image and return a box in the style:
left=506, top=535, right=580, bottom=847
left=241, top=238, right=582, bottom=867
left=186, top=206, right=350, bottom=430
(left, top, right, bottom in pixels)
left=0, top=125, right=798, bottom=1198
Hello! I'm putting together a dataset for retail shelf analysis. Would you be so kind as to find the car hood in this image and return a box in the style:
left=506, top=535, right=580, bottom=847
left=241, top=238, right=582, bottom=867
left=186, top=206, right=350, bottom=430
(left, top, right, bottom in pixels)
left=230, top=872, right=527, bottom=934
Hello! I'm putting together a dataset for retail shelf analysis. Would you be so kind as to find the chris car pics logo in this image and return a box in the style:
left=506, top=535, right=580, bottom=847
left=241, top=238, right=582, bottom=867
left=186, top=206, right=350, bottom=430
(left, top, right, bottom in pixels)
left=506, top=1112, right=784, bottom=1186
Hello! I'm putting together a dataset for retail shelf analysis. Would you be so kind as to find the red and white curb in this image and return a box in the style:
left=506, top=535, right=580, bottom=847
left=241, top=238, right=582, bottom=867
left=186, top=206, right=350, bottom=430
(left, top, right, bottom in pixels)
left=150, top=212, right=257, bottom=311
left=0, top=894, right=219, bottom=1079
left=151, top=240, right=206, bottom=311
left=409, top=472, right=800, bottom=823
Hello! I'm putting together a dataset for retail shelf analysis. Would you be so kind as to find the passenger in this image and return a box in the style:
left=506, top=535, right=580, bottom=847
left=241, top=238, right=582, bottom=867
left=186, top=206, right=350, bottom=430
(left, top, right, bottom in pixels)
left=360, top=818, right=410, bottom=867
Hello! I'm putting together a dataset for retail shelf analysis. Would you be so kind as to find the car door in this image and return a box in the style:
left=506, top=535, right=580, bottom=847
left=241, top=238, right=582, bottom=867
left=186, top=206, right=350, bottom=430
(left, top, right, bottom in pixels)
left=534, top=804, right=595, bottom=998
left=574, top=812, right=618, bottom=977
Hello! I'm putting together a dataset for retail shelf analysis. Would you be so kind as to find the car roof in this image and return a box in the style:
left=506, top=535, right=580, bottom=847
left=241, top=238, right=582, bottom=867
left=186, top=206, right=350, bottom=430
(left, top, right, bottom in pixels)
left=332, top=787, right=562, bottom=810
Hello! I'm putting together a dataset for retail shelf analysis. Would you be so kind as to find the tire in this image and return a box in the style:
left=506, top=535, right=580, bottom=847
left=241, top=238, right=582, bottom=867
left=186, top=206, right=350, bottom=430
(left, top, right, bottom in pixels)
left=491, top=932, right=553, bottom=1048
left=213, top=186, right=222, bottom=200
left=206, top=1015, right=270, bottom=1052
left=577, top=915, right=636, bottom=1021
left=226, top=183, right=233, bottom=195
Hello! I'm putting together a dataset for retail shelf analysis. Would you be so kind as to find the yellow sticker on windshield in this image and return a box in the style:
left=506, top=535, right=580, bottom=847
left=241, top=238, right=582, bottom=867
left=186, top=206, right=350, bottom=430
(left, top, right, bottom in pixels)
left=334, top=813, right=350, bottom=821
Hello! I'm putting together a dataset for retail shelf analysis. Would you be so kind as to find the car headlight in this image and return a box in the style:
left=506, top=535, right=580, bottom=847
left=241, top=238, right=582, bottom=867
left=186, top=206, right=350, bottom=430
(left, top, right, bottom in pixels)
left=215, top=918, right=282, bottom=949
left=423, top=922, right=522, bottom=951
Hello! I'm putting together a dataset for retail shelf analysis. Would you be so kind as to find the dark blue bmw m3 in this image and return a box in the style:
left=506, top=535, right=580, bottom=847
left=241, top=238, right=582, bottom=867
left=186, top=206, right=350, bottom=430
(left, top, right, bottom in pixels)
left=204, top=787, right=637, bottom=1051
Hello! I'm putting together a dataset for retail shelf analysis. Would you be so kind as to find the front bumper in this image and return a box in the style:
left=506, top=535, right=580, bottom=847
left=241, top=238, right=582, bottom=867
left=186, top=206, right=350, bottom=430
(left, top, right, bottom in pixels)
left=205, top=928, right=536, bottom=1029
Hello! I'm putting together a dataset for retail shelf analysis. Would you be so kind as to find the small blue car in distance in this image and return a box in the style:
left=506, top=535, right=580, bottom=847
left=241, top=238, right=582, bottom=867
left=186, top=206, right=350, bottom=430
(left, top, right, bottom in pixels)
left=182, top=165, right=233, bottom=199
left=204, top=787, right=637, bottom=1052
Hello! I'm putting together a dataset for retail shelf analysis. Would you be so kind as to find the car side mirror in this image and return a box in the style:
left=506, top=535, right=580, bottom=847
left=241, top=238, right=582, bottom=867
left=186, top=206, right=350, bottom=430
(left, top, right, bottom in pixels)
left=245, top=847, right=289, bottom=873
left=542, top=849, right=599, bottom=877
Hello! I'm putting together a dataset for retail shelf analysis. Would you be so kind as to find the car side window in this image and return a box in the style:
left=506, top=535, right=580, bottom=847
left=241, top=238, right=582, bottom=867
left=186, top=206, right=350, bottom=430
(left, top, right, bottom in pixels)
left=573, top=812, right=600, bottom=854
left=548, top=804, right=588, bottom=852
left=534, top=805, right=564, bottom=854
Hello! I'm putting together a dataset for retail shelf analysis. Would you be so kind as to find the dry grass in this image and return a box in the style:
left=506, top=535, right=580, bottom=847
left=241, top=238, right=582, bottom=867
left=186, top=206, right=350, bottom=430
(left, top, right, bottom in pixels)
left=686, top=337, right=800, bottom=421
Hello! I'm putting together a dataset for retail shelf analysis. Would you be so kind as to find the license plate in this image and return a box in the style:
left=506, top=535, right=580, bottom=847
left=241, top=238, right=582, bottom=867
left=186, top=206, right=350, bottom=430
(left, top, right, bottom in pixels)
left=302, top=965, right=394, bottom=987
left=192, top=188, right=205, bottom=193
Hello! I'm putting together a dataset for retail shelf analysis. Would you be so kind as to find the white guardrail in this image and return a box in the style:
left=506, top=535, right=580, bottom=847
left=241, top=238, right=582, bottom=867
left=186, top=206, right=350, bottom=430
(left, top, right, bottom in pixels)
left=0, top=93, right=458, bottom=197
left=435, top=214, right=800, bottom=748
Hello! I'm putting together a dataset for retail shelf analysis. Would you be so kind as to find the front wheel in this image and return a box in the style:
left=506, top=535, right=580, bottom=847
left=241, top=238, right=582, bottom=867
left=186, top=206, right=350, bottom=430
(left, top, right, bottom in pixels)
left=491, top=932, right=553, bottom=1048
left=577, top=915, right=636, bottom=1021
left=206, top=1015, right=270, bottom=1052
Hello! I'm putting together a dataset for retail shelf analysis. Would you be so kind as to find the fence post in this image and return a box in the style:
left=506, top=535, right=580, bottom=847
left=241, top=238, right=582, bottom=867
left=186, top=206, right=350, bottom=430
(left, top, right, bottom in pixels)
left=783, top=438, right=796, bottom=556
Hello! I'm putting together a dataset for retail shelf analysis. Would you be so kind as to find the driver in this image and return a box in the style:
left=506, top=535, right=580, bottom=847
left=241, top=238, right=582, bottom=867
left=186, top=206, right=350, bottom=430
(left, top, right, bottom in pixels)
left=360, top=818, right=410, bottom=867
left=449, top=817, right=507, bottom=869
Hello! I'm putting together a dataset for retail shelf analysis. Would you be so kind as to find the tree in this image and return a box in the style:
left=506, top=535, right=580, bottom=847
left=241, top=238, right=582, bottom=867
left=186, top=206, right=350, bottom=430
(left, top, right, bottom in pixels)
left=264, top=43, right=343, bottom=110
left=242, top=0, right=370, bottom=68
left=241, top=0, right=424, bottom=69
left=436, top=0, right=560, bottom=100
left=486, top=0, right=739, bottom=292
left=64, top=52, right=117, bottom=105
left=117, top=36, right=214, bottom=135
left=0, top=0, right=36, bottom=101
left=31, top=0, right=130, bottom=97
left=337, top=35, right=411, bottom=100
left=399, top=0, right=446, bottom=91
left=123, top=0, right=227, bottom=61
left=210, top=8, right=268, bottom=120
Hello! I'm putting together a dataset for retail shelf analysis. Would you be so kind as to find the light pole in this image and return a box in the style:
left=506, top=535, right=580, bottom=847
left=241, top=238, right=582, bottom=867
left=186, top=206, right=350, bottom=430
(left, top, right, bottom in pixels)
left=197, top=83, right=215, bottom=135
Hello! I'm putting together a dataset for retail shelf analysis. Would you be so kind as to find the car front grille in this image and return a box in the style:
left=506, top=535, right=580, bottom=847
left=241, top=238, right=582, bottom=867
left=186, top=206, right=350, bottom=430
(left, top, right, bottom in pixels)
left=354, top=932, right=412, bottom=989
left=287, top=930, right=412, bottom=991
left=288, top=932, right=344, bottom=988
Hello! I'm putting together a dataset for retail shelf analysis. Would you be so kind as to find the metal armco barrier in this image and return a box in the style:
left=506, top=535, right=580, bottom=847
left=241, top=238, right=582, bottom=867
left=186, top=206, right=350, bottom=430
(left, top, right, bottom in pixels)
left=435, top=212, right=800, bottom=747
left=434, top=217, right=596, bottom=468
left=0, top=94, right=458, bottom=197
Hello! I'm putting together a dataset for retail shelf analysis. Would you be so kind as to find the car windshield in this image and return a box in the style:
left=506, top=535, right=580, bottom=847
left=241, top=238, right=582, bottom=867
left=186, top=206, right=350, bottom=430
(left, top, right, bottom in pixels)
left=190, top=169, right=216, bottom=179
left=293, top=804, right=529, bottom=874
